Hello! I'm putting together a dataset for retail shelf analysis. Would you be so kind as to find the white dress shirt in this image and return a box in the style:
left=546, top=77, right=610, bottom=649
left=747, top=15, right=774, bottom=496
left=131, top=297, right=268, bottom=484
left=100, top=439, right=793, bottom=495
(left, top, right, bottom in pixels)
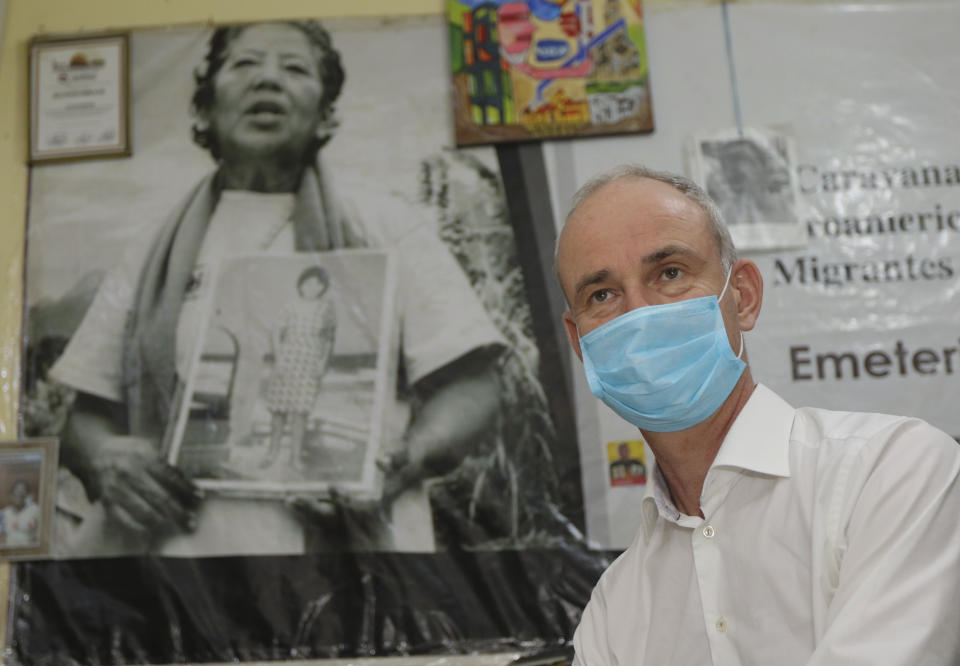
left=573, top=384, right=960, bottom=665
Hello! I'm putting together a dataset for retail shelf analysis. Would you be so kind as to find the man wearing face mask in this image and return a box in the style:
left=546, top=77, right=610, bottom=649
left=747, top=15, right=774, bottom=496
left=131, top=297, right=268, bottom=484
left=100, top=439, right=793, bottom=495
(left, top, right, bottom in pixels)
left=555, top=165, right=960, bottom=665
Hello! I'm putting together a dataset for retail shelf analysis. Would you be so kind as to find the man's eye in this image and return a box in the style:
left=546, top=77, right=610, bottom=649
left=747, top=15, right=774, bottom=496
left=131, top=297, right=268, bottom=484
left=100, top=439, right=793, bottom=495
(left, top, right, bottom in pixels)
left=590, top=289, right=613, bottom=304
left=231, top=57, right=259, bottom=68
left=284, top=63, right=310, bottom=75
left=662, top=267, right=683, bottom=280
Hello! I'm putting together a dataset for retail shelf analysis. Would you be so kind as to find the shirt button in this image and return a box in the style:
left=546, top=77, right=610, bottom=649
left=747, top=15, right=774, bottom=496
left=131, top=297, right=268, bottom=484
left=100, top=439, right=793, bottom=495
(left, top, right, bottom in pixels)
left=715, top=617, right=728, bottom=633
left=702, top=525, right=715, bottom=538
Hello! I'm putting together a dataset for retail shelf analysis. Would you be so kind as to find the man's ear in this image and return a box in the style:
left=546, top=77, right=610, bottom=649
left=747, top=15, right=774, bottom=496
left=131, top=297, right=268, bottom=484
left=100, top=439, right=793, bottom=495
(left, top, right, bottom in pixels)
left=563, top=311, right=584, bottom=362
left=730, top=259, right=763, bottom=332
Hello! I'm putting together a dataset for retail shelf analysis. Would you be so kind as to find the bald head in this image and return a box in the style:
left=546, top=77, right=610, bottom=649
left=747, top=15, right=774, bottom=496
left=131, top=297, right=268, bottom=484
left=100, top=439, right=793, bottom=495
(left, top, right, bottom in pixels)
left=555, top=165, right=737, bottom=306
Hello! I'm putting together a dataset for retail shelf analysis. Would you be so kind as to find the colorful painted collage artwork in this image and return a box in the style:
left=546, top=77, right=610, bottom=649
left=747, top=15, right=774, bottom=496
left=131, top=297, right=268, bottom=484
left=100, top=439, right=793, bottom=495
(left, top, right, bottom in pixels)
left=448, top=0, right=654, bottom=145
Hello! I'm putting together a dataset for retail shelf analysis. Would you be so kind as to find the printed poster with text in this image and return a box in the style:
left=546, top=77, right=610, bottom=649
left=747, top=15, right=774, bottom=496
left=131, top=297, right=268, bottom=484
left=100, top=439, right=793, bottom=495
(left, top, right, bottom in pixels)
left=448, top=0, right=654, bottom=145
left=542, top=2, right=960, bottom=548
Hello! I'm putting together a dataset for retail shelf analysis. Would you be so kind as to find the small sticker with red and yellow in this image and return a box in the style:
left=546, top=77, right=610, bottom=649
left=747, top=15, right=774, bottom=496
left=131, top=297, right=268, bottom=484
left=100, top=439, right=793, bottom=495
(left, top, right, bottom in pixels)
left=606, top=439, right=647, bottom=487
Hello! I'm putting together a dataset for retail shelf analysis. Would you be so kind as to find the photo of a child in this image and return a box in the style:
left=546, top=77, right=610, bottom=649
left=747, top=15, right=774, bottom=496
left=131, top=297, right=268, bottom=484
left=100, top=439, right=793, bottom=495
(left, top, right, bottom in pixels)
left=263, top=266, right=338, bottom=470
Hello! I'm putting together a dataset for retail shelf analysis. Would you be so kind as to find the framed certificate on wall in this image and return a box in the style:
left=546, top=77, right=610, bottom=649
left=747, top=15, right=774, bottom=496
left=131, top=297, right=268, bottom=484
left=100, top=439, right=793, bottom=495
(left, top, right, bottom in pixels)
left=29, top=33, right=130, bottom=164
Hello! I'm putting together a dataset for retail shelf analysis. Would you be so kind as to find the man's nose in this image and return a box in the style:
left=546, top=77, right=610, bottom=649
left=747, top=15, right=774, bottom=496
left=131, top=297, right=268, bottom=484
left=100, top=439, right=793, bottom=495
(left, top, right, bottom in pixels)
left=623, top=288, right=653, bottom=314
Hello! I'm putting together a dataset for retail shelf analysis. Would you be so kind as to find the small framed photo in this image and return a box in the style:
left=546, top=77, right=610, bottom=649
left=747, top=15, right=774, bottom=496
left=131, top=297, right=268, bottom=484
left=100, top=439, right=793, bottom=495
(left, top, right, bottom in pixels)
left=0, top=439, right=58, bottom=559
left=29, top=33, right=130, bottom=164
left=687, top=126, right=805, bottom=251
left=165, top=250, right=399, bottom=501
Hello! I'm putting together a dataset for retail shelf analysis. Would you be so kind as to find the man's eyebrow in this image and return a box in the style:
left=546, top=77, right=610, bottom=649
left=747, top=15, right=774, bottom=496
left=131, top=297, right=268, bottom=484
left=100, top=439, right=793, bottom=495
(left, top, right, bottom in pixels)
left=573, top=269, right=611, bottom=300
left=641, top=244, right=695, bottom=265
left=571, top=246, right=697, bottom=300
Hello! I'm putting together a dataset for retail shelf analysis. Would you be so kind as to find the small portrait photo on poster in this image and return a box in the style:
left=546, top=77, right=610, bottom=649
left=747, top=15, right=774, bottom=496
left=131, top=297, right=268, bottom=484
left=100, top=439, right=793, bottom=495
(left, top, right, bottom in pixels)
left=606, top=440, right=646, bottom=488
left=0, top=439, right=58, bottom=558
left=688, top=126, right=805, bottom=251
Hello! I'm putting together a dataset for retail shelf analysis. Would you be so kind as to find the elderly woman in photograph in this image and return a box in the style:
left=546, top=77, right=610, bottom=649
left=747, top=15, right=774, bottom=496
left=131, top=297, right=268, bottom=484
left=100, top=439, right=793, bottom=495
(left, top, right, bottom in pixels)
left=51, top=20, right=506, bottom=554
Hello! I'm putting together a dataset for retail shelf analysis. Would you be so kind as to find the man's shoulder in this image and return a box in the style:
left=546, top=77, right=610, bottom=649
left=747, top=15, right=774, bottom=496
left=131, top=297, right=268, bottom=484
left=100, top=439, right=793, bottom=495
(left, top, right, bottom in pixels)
left=795, top=404, right=954, bottom=446
left=591, top=534, right=647, bottom=595
left=790, top=404, right=959, bottom=479
left=751, top=384, right=907, bottom=442
left=795, top=405, right=911, bottom=439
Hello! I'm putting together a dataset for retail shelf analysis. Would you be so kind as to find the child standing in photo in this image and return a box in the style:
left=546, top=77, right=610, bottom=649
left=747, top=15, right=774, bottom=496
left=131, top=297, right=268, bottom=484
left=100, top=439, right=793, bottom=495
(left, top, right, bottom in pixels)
left=262, top=266, right=337, bottom=470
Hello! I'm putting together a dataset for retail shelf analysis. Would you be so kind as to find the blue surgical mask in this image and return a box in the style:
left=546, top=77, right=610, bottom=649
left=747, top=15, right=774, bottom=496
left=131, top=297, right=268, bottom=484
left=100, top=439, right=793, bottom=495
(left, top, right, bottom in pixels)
left=579, top=273, right=746, bottom=432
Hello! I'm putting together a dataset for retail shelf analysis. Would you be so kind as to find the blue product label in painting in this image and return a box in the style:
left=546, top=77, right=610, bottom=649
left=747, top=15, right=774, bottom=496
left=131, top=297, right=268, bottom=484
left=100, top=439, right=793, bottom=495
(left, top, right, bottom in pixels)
left=528, top=0, right=562, bottom=21
left=535, top=39, right=569, bottom=61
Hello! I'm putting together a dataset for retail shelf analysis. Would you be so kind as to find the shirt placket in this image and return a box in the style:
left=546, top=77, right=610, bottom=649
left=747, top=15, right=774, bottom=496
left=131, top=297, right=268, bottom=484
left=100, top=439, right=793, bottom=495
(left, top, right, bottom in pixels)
left=691, top=469, right=743, bottom=665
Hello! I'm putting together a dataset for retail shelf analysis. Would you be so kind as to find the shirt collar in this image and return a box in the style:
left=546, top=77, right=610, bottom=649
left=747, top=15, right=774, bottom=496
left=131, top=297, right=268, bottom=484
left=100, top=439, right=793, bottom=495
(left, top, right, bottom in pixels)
left=710, top=383, right=795, bottom=477
left=639, top=383, right=795, bottom=537
left=641, top=464, right=677, bottom=536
